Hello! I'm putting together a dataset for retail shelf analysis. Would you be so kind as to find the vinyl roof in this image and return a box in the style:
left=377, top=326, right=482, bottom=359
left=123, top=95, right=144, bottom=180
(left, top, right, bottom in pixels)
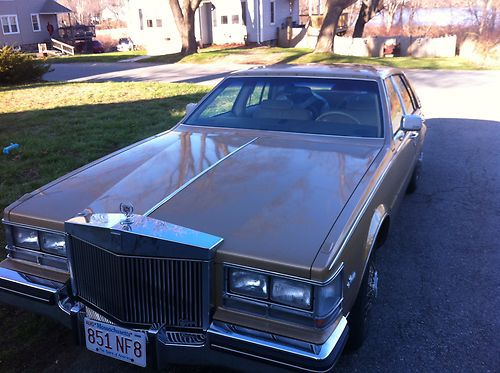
left=231, top=64, right=399, bottom=80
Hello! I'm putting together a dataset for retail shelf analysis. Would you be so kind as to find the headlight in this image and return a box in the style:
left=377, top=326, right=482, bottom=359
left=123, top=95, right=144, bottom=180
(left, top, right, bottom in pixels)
left=40, top=232, right=67, bottom=256
left=13, top=227, right=39, bottom=250
left=225, top=265, right=343, bottom=328
left=229, top=269, right=268, bottom=299
left=271, top=278, right=312, bottom=310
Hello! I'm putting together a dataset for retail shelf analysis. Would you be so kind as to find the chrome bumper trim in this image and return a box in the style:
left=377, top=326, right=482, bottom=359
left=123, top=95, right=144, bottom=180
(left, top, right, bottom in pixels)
left=208, top=316, right=348, bottom=362
left=0, top=267, right=64, bottom=304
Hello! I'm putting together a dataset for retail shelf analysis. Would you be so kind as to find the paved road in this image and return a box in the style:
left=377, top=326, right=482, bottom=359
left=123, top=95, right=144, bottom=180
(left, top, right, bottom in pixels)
left=44, top=62, right=256, bottom=86
left=28, top=67, right=500, bottom=372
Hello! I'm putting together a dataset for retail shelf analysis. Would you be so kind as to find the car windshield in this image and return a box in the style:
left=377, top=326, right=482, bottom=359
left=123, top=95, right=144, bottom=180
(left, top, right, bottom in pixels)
left=119, top=38, right=129, bottom=44
left=185, top=76, right=383, bottom=138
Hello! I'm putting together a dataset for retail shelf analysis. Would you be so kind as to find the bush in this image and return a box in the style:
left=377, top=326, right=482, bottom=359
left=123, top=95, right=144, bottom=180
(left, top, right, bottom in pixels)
left=0, top=46, right=51, bottom=85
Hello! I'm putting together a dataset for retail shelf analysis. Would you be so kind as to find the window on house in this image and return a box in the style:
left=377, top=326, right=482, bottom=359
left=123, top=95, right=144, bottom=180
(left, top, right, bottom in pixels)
left=156, top=19, right=163, bottom=27
left=221, top=15, right=228, bottom=24
left=147, top=19, right=153, bottom=28
left=1, top=15, right=19, bottom=35
left=31, top=14, right=40, bottom=32
left=232, top=15, right=239, bottom=24
left=270, top=1, right=276, bottom=24
left=138, top=9, right=144, bottom=30
left=241, top=1, right=247, bottom=26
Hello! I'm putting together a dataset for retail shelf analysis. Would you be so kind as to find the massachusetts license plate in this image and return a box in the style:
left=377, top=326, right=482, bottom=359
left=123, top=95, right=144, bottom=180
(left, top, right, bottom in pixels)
left=84, top=318, right=147, bottom=367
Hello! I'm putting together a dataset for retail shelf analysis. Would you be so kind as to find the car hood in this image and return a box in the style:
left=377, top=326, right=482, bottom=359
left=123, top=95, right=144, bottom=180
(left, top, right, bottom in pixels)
left=6, top=125, right=382, bottom=277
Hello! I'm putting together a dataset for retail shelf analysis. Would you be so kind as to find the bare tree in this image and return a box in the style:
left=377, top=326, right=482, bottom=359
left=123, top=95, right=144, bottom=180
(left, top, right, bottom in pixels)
left=462, top=0, right=498, bottom=35
left=382, top=0, right=405, bottom=33
left=314, top=0, right=357, bottom=52
left=60, top=0, right=103, bottom=24
left=353, top=0, right=385, bottom=37
left=169, top=0, right=203, bottom=55
left=101, top=0, right=125, bottom=20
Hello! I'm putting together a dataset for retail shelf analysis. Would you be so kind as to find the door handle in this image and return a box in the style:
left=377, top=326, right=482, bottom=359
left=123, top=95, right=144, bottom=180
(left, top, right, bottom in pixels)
left=409, top=132, right=419, bottom=139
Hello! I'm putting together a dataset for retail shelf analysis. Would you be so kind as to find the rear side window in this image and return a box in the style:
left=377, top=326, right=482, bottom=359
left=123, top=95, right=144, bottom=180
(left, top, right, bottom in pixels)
left=385, top=78, right=404, bottom=134
left=393, top=75, right=415, bottom=114
left=247, top=82, right=270, bottom=107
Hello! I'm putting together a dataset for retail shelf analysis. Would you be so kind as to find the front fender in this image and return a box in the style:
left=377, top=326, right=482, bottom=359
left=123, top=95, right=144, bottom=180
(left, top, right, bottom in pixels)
left=362, top=205, right=388, bottom=272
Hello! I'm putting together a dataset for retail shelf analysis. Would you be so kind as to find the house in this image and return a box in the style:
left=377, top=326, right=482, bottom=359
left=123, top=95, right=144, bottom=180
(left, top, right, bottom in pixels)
left=0, top=0, right=71, bottom=51
left=126, top=0, right=299, bottom=54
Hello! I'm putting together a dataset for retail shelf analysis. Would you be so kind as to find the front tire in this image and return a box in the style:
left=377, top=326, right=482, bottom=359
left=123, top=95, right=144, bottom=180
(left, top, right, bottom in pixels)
left=347, top=255, right=378, bottom=350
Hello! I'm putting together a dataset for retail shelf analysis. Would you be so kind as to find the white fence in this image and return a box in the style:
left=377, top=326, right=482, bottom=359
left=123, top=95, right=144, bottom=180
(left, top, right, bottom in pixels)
left=280, top=27, right=457, bottom=58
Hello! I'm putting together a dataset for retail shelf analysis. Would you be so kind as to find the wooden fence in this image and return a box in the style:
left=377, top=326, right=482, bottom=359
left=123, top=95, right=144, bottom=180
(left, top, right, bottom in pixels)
left=279, top=27, right=457, bottom=58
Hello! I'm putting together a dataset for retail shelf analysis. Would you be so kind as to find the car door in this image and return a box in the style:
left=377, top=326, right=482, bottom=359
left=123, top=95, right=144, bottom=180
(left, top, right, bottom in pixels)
left=392, top=74, right=426, bottom=157
left=384, top=76, right=417, bottom=212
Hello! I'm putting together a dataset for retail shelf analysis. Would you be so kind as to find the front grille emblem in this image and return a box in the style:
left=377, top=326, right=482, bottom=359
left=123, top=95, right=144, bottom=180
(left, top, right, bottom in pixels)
left=119, top=202, right=134, bottom=225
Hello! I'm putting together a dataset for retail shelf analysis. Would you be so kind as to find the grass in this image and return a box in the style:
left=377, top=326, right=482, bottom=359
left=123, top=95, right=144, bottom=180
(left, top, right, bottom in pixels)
left=41, top=46, right=496, bottom=70
left=45, top=50, right=146, bottom=64
left=0, top=81, right=210, bottom=372
left=141, top=46, right=497, bottom=70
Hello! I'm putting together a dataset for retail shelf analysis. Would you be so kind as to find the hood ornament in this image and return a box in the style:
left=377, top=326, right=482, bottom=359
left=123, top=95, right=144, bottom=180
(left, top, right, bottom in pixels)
left=119, top=202, right=134, bottom=225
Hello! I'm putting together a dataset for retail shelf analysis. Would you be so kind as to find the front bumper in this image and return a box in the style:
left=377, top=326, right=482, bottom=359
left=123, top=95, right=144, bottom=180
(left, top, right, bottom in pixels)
left=0, top=265, right=348, bottom=372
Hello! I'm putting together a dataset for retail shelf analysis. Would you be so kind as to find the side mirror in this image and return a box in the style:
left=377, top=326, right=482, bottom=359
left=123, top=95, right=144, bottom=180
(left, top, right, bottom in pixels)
left=185, top=103, right=197, bottom=116
left=401, top=114, right=423, bottom=131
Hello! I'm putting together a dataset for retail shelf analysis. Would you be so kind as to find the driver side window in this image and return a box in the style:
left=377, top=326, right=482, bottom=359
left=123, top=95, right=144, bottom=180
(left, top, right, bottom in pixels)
left=385, top=78, right=404, bottom=134
left=199, top=82, right=243, bottom=118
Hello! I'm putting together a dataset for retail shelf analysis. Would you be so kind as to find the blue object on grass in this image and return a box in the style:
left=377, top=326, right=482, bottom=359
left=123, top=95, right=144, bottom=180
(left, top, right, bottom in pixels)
left=3, top=143, right=19, bottom=154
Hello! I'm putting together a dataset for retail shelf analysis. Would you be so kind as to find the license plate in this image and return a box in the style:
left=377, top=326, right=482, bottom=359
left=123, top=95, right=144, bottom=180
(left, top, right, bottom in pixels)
left=84, top=318, right=147, bottom=367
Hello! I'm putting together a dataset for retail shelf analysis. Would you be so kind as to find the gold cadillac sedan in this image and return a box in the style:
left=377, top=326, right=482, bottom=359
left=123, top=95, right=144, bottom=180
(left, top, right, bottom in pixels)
left=0, top=65, right=426, bottom=372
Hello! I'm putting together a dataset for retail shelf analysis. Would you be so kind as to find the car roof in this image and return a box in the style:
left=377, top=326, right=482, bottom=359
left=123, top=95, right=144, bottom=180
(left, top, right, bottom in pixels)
left=230, top=64, right=401, bottom=81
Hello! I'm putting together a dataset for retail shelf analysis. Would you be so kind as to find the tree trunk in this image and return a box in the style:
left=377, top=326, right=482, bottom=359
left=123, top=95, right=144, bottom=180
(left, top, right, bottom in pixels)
left=314, top=6, right=343, bottom=52
left=353, top=0, right=383, bottom=38
left=353, top=2, right=369, bottom=37
left=169, top=0, right=201, bottom=55
left=180, top=10, right=197, bottom=55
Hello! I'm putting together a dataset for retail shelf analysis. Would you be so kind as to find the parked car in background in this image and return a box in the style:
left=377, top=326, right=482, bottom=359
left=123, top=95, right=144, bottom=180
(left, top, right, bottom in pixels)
left=0, top=65, right=426, bottom=372
left=117, top=37, right=134, bottom=52
left=74, top=39, right=105, bottom=54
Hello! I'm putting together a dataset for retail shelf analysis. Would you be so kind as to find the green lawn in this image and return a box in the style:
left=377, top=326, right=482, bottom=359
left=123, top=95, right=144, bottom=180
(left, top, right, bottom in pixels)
left=142, top=46, right=496, bottom=70
left=0, top=82, right=209, bottom=215
left=45, top=50, right=146, bottom=63
left=0, top=81, right=210, bottom=372
left=42, top=46, right=496, bottom=70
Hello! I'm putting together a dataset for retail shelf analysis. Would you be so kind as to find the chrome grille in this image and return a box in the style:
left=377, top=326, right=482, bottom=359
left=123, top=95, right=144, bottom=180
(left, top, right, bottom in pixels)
left=70, top=237, right=206, bottom=329
left=160, top=331, right=206, bottom=345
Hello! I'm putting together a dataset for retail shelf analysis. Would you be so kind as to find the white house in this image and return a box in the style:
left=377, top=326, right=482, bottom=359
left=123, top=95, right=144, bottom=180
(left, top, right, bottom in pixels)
left=126, top=0, right=299, bottom=54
